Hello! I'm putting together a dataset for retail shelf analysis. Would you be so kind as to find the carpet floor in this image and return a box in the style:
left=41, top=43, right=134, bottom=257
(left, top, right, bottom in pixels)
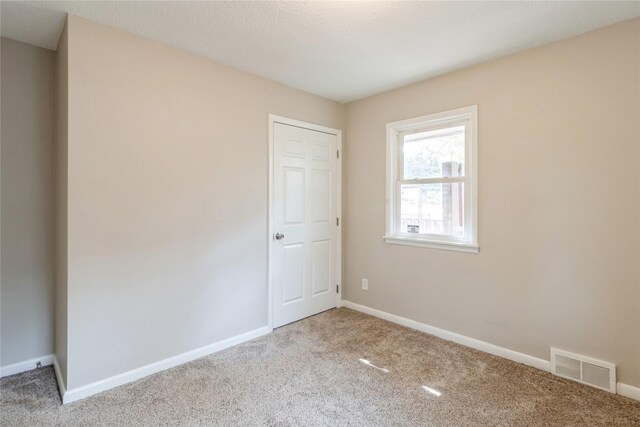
left=1, top=308, right=639, bottom=426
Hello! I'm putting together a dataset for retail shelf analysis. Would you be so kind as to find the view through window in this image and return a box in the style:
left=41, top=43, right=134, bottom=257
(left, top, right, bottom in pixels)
left=400, top=125, right=465, bottom=237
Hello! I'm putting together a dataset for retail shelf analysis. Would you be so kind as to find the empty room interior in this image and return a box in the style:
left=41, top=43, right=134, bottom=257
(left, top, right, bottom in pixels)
left=1, top=1, right=640, bottom=425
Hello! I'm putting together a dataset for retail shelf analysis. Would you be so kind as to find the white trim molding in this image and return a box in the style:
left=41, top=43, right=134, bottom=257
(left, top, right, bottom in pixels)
left=617, top=382, right=640, bottom=401
left=52, top=355, right=67, bottom=401
left=342, top=300, right=640, bottom=402
left=342, top=300, right=549, bottom=372
left=0, top=354, right=54, bottom=378
left=382, top=235, right=479, bottom=253
left=58, top=326, right=271, bottom=404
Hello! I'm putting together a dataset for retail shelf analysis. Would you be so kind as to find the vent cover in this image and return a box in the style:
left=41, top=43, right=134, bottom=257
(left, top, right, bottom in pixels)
left=551, top=348, right=616, bottom=393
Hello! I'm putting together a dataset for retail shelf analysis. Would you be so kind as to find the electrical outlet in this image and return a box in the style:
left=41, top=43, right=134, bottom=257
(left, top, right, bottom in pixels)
left=362, top=278, right=368, bottom=290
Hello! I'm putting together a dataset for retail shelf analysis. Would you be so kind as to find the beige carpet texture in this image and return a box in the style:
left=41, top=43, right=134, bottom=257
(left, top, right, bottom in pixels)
left=1, top=308, right=639, bottom=426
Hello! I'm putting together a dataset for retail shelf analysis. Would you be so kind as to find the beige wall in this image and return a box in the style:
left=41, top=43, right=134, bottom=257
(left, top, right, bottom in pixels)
left=7, top=12, right=637, bottom=392
left=54, top=22, right=69, bottom=385
left=1, top=38, right=55, bottom=366
left=61, top=16, right=345, bottom=389
left=344, top=18, right=640, bottom=387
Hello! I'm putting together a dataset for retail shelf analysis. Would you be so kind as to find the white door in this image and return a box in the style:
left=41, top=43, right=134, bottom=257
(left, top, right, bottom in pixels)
left=272, top=122, right=339, bottom=328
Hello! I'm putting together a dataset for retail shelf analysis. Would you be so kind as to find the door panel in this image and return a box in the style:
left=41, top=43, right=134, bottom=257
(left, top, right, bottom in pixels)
left=284, top=167, right=305, bottom=224
left=282, top=243, right=304, bottom=304
left=312, top=240, right=331, bottom=296
left=311, top=170, right=331, bottom=222
left=273, top=122, right=338, bottom=327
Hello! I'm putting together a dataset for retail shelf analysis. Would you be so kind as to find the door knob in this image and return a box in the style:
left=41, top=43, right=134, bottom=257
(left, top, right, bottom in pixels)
left=274, top=233, right=285, bottom=240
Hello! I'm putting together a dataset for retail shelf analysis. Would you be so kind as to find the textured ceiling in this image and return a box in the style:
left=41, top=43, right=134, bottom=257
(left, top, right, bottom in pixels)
left=2, top=1, right=639, bottom=102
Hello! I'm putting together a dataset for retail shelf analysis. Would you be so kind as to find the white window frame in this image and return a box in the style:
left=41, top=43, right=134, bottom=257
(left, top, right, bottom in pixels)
left=384, top=105, right=479, bottom=253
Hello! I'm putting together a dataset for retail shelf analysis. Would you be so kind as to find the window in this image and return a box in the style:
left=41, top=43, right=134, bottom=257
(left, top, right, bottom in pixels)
left=385, top=106, right=478, bottom=253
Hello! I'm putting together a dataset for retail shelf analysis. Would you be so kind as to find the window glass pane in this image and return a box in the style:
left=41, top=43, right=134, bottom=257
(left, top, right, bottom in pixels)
left=403, top=125, right=465, bottom=180
left=400, top=183, right=464, bottom=237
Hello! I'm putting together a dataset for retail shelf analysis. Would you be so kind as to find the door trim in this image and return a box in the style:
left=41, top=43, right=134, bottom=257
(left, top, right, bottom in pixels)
left=268, top=114, right=342, bottom=329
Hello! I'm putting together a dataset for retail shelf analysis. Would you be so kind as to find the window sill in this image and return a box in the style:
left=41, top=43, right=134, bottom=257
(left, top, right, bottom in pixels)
left=383, top=236, right=479, bottom=254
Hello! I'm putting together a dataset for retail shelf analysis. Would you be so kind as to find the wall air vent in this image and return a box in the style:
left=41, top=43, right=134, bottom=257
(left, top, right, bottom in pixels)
left=550, top=348, right=616, bottom=393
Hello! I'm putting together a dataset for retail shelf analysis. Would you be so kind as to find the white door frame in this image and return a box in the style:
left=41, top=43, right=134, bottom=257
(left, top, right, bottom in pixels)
left=268, top=114, right=342, bottom=329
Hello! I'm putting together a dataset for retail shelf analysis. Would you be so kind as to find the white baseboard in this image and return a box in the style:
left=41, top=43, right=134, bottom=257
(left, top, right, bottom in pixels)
left=52, top=355, right=67, bottom=401
left=617, top=382, right=640, bottom=401
left=10, top=308, right=639, bottom=404
left=342, top=301, right=553, bottom=372
left=0, top=354, right=53, bottom=378
left=60, top=325, right=272, bottom=404
left=342, top=301, right=640, bottom=402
